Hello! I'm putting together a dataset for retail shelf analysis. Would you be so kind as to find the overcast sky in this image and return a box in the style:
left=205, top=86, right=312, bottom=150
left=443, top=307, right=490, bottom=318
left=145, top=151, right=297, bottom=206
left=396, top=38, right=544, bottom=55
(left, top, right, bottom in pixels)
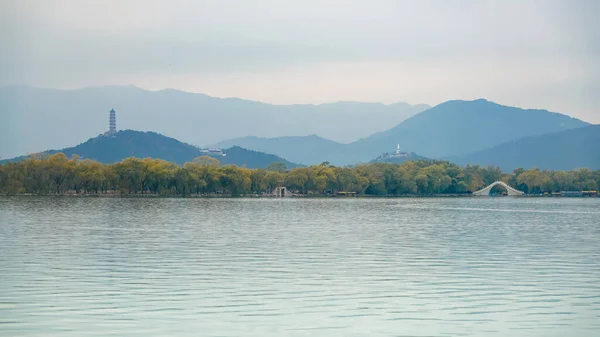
left=1, top=0, right=599, bottom=122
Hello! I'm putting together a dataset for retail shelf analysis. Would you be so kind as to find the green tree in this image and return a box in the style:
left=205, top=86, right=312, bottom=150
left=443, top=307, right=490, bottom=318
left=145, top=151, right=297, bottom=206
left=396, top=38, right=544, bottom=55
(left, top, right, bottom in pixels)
left=183, top=162, right=208, bottom=194
left=2, top=155, right=599, bottom=197
left=267, top=162, right=287, bottom=173
left=192, top=156, right=220, bottom=167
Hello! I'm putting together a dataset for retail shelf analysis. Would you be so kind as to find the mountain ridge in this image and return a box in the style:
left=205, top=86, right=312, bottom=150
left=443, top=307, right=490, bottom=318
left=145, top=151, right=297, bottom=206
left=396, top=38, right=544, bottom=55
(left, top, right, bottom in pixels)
left=346, top=98, right=588, bottom=161
left=0, top=85, right=428, bottom=159
left=448, top=125, right=600, bottom=171
left=212, top=134, right=348, bottom=165
left=1, top=84, right=430, bottom=108
left=214, top=99, right=590, bottom=166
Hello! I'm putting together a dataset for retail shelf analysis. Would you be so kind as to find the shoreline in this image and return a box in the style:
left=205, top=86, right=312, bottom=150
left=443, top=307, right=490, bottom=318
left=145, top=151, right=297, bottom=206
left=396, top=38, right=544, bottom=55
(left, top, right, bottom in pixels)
left=1, top=193, right=597, bottom=199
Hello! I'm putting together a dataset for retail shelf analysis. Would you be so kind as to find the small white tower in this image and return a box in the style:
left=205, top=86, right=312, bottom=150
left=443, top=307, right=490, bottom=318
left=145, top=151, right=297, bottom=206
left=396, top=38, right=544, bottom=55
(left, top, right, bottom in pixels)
left=395, top=143, right=401, bottom=155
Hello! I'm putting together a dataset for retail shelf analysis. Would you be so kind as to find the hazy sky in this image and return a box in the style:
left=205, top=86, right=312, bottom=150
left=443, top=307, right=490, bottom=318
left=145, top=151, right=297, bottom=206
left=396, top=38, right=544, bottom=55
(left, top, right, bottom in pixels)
left=1, top=0, right=599, bottom=122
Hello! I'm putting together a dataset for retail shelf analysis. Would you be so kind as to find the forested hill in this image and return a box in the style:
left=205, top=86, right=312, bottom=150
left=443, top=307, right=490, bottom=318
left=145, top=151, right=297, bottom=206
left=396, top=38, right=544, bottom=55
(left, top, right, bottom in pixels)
left=6, top=130, right=300, bottom=169
left=369, top=153, right=429, bottom=164
left=449, top=125, right=600, bottom=171
left=45, top=130, right=199, bottom=165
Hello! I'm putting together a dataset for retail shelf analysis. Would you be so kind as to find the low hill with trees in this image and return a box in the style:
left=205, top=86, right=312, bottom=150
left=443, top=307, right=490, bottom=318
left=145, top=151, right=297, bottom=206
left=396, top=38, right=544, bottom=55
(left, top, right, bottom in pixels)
left=369, top=152, right=429, bottom=165
left=5, top=130, right=299, bottom=169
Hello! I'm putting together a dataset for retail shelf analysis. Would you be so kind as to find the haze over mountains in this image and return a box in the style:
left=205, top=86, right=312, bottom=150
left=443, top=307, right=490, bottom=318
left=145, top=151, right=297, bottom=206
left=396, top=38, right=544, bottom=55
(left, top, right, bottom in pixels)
left=349, top=99, right=588, bottom=159
left=2, top=85, right=597, bottom=172
left=216, top=99, right=590, bottom=166
left=0, top=85, right=428, bottom=159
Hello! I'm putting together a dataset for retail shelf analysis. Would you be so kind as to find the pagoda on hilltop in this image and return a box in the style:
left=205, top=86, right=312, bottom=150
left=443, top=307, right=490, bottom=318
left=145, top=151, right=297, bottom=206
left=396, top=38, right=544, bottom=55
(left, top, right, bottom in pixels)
left=103, top=108, right=117, bottom=136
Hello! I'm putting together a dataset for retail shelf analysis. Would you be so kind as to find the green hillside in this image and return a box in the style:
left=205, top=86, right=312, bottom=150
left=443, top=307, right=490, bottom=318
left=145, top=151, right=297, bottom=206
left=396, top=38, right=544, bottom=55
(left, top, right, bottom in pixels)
left=369, top=152, right=429, bottom=164
left=6, top=130, right=300, bottom=169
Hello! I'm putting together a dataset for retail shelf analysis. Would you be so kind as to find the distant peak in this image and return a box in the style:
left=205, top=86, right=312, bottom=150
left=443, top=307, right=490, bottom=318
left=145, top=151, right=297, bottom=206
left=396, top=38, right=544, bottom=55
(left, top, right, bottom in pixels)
left=434, top=98, right=499, bottom=108
left=80, top=84, right=144, bottom=90
left=456, top=98, right=492, bottom=104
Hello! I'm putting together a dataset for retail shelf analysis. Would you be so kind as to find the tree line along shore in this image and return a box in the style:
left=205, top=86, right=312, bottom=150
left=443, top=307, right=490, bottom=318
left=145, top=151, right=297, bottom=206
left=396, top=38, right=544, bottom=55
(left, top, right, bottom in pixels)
left=1, top=153, right=599, bottom=197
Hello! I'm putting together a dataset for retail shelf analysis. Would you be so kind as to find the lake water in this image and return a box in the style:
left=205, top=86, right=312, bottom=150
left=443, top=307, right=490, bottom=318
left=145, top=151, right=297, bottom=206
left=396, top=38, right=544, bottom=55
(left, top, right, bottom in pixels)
left=1, top=197, right=599, bottom=337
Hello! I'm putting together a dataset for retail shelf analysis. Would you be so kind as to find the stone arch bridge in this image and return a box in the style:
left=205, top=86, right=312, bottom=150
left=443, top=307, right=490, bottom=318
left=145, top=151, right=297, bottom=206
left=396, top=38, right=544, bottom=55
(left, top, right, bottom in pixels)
left=472, top=181, right=524, bottom=196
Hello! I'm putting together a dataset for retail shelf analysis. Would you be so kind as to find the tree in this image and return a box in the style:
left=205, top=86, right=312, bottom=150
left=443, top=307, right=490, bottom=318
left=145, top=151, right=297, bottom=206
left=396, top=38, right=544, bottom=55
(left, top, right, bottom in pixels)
left=416, top=164, right=452, bottom=194
left=192, top=156, right=220, bottom=167
left=46, top=153, right=77, bottom=194
left=183, top=162, right=208, bottom=194
left=356, top=164, right=386, bottom=195
left=482, top=166, right=504, bottom=185
left=75, top=159, right=105, bottom=193
left=285, top=168, right=309, bottom=193
left=396, top=165, right=418, bottom=194
left=517, top=168, right=543, bottom=194
left=219, top=166, right=251, bottom=195
left=2, top=155, right=599, bottom=197
left=265, top=171, right=284, bottom=191
left=267, top=162, right=287, bottom=173
left=250, top=169, right=268, bottom=193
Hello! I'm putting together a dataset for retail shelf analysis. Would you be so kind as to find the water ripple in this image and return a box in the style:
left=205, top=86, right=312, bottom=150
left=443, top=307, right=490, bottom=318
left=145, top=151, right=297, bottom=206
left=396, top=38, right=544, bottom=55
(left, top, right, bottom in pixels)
left=1, top=197, right=600, bottom=336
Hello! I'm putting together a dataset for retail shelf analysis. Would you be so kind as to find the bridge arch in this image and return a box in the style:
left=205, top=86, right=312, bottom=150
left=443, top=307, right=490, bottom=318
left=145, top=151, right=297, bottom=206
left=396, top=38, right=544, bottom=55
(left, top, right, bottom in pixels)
left=472, top=181, right=524, bottom=196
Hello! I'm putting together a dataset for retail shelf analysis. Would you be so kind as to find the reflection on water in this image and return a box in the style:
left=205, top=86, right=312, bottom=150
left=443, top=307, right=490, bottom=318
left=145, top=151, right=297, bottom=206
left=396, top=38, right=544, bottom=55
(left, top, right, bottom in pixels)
left=1, top=197, right=599, bottom=336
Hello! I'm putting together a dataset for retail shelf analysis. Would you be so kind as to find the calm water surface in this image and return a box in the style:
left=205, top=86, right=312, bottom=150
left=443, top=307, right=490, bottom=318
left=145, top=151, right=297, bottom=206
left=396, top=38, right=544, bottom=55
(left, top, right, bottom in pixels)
left=1, top=197, right=600, bottom=336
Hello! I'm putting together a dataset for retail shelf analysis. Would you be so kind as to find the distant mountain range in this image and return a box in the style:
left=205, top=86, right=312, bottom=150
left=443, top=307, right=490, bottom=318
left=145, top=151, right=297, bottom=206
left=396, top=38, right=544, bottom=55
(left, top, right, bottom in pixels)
left=3, top=86, right=596, bottom=172
left=215, top=99, right=590, bottom=166
left=23, top=123, right=594, bottom=172
left=0, top=85, right=428, bottom=159
left=449, top=125, right=600, bottom=171
left=349, top=99, right=588, bottom=159
left=6, top=130, right=300, bottom=169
